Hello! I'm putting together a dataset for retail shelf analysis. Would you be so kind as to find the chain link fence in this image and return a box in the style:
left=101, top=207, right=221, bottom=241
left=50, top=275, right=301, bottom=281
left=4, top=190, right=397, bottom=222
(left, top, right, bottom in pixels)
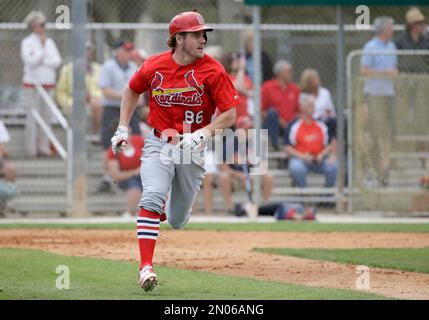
left=348, top=51, right=429, bottom=213
left=0, top=0, right=428, bottom=215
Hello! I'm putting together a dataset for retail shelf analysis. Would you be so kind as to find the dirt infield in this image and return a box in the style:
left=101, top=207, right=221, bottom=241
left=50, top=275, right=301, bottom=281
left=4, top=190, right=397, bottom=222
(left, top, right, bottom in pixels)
left=1, top=228, right=429, bottom=299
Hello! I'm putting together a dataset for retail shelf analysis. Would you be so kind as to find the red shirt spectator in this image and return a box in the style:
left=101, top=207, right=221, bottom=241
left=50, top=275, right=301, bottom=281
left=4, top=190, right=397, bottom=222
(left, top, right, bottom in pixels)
left=284, top=118, right=328, bottom=156
left=261, top=79, right=300, bottom=124
left=106, top=134, right=144, bottom=170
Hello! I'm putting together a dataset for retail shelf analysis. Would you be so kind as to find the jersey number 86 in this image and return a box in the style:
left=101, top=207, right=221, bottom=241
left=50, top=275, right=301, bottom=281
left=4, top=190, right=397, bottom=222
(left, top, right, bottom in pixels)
left=185, top=110, right=203, bottom=124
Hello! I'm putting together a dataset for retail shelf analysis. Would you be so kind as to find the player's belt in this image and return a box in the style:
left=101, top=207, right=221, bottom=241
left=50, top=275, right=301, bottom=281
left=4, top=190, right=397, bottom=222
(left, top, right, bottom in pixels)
left=153, top=128, right=175, bottom=143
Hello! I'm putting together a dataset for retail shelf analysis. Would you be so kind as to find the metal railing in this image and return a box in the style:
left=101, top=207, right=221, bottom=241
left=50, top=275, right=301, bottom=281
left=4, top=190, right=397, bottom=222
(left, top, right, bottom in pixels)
left=346, top=50, right=429, bottom=213
left=35, top=85, right=73, bottom=211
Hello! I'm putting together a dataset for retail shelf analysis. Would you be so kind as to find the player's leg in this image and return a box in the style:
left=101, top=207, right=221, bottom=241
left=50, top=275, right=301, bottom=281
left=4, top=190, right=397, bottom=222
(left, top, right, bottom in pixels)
left=137, top=134, right=174, bottom=291
left=165, top=162, right=205, bottom=229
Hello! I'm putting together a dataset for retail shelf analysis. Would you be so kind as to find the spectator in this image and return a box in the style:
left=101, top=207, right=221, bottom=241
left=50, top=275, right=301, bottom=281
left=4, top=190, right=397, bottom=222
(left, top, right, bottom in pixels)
left=222, top=52, right=254, bottom=126
left=262, top=60, right=300, bottom=150
left=106, top=130, right=144, bottom=218
left=394, top=7, right=429, bottom=73
left=218, top=118, right=273, bottom=213
left=97, top=39, right=141, bottom=193
left=20, top=10, right=62, bottom=157
left=244, top=30, right=273, bottom=82
left=284, top=94, right=337, bottom=188
left=0, top=120, right=17, bottom=214
left=300, top=68, right=338, bottom=164
left=300, top=68, right=336, bottom=121
left=360, top=16, right=398, bottom=187
left=56, top=41, right=102, bottom=136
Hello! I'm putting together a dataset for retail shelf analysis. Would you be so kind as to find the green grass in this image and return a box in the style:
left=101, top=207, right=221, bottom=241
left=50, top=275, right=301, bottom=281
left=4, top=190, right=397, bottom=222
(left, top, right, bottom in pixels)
left=1, top=222, right=429, bottom=233
left=255, top=247, right=429, bottom=274
left=0, top=248, right=388, bottom=300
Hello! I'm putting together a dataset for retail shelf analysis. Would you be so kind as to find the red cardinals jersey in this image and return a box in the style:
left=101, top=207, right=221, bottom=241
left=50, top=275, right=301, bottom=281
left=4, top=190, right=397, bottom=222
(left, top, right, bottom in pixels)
left=129, top=51, right=240, bottom=134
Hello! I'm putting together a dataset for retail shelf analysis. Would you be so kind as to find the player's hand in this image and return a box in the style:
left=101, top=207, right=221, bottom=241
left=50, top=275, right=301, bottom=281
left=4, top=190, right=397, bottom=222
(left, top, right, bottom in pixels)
left=111, top=126, right=129, bottom=154
left=176, top=129, right=210, bottom=152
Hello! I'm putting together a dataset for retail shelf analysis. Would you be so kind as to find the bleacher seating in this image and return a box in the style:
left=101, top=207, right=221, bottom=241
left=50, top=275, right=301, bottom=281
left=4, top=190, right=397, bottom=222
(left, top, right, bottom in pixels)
left=2, top=108, right=428, bottom=216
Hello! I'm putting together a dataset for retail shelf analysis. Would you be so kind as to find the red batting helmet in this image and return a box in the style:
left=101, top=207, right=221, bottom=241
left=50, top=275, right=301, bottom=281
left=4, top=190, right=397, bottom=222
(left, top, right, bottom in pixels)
left=169, top=11, right=213, bottom=36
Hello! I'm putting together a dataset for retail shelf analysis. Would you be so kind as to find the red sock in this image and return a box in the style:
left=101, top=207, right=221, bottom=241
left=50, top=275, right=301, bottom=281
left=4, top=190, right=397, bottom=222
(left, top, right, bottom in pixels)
left=137, top=208, right=160, bottom=270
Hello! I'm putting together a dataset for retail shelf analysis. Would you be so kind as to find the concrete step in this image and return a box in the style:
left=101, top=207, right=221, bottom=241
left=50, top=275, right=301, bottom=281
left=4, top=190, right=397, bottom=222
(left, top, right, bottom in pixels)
left=14, top=159, right=104, bottom=177
left=7, top=125, right=103, bottom=158
left=15, top=177, right=125, bottom=195
left=9, top=193, right=127, bottom=214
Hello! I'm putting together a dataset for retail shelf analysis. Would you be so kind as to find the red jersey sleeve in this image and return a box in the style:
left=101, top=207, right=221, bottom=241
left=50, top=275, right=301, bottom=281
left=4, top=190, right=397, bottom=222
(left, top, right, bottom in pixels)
left=210, top=71, right=240, bottom=112
left=129, top=63, right=150, bottom=94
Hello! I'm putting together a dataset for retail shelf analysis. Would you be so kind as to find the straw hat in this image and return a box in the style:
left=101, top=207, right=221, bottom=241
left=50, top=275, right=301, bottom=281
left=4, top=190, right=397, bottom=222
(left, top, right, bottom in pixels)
left=405, top=7, right=425, bottom=25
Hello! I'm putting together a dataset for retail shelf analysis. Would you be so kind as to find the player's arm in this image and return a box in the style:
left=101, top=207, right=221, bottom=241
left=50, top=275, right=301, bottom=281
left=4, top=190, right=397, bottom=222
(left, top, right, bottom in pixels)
left=112, top=60, right=148, bottom=153
left=202, top=108, right=236, bottom=137
left=177, top=108, right=236, bottom=152
left=111, top=86, right=140, bottom=153
left=118, top=85, right=140, bottom=127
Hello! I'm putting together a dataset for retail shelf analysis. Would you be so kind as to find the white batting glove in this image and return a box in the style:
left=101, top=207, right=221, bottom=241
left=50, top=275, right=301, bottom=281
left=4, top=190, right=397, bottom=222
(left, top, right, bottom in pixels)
left=111, top=126, right=129, bottom=153
left=176, top=129, right=210, bottom=152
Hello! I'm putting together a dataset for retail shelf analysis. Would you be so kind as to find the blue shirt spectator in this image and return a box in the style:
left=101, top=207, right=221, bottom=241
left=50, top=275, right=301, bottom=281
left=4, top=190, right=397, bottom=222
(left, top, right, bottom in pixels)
left=99, top=43, right=138, bottom=107
left=360, top=17, right=398, bottom=97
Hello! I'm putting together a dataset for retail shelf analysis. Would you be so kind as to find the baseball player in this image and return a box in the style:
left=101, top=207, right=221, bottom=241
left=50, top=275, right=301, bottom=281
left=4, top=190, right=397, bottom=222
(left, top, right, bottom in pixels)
left=111, top=11, right=239, bottom=292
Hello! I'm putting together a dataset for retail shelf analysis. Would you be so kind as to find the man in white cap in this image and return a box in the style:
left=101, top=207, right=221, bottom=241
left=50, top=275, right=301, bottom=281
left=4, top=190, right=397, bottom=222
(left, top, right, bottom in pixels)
left=20, top=11, right=62, bottom=157
left=395, top=7, right=429, bottom=73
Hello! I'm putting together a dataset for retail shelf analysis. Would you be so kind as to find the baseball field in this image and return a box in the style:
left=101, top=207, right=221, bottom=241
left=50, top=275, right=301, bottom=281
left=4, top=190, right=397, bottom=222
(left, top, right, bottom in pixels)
left=1, top=221, right=429, bottom=300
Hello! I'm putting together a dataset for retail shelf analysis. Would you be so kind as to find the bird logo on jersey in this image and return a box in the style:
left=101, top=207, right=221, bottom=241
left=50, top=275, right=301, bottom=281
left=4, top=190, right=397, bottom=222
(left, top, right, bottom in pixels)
left=151, top=70, right=204, bottom=107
